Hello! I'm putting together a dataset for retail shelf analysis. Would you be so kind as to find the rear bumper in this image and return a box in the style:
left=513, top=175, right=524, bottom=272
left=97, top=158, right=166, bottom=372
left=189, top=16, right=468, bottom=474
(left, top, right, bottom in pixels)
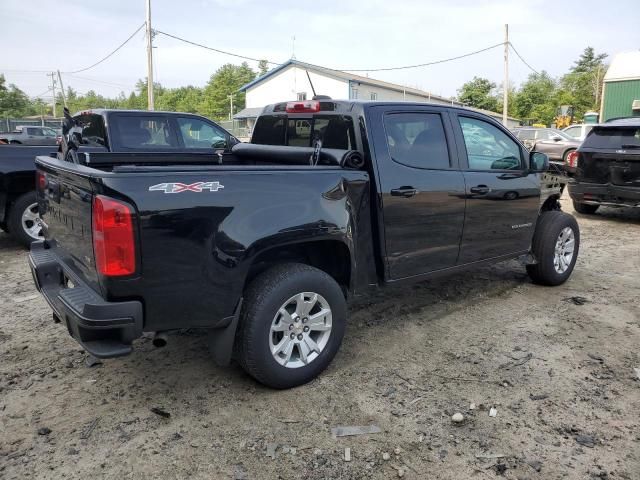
left=569, top=181, right=640, bottom=207
left=29, top=241, right=143, bottom=358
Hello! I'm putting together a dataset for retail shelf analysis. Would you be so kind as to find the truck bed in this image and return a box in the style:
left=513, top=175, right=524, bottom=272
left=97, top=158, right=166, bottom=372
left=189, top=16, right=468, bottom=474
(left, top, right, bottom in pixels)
left=35, top=154, right=373, bottom=342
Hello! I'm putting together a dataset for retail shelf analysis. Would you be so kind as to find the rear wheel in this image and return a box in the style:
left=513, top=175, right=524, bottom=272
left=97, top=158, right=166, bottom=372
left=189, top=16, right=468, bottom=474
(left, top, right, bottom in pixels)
left=237, top=263, right=347, bottom=389
left=527, top=211, right=579, bottom=286
left=7, top=191, right=43, bottom=247
left=572, top=200, right=599, bottom=215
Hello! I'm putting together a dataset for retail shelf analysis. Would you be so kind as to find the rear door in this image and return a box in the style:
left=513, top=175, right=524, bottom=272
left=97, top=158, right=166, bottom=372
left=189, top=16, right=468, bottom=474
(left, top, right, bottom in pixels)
left=367, top=105, right=466, bottom=280
left=451, top=112, right=540, bottom=263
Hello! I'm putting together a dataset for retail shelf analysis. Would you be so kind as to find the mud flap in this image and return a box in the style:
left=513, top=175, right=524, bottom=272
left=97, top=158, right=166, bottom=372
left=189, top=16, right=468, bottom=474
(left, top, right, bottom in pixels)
left=207, top=298, right=243, bottom=366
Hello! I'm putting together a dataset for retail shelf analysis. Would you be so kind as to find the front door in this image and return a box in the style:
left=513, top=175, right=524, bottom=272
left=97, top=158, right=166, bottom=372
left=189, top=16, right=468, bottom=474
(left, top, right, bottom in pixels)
left=368, top=106, right=466, bottom=280
left=452, top=113, right=540, bottom=264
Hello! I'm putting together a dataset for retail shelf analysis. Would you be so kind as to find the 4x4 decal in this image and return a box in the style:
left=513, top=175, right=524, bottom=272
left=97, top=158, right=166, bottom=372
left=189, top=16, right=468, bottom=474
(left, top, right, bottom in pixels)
left=148, top=181, right=225, bottom=193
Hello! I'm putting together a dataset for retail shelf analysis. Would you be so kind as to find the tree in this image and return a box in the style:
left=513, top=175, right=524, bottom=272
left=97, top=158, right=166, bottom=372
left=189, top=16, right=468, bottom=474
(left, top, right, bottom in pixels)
left=0, top=74, right=36, bottom=117
left=512, top=71, right=557, bottom=125
left=559, top=47, right=608, bottom=119
left=199, top=62, right=256, bottom=120
left=258, top=60, right=270, bottom=76
left=457, top=77, right=499, bottom=112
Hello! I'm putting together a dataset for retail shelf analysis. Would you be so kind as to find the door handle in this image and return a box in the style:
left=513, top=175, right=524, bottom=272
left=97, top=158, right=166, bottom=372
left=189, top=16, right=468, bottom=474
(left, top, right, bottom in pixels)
left=391, top=187, right=417, bottom=198
left=470, top=185, right=490, bottom=194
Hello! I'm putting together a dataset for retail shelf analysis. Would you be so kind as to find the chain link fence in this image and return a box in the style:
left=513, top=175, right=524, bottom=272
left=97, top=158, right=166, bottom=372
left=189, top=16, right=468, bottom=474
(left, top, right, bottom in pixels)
left=1, top=118, right=63, bottom=134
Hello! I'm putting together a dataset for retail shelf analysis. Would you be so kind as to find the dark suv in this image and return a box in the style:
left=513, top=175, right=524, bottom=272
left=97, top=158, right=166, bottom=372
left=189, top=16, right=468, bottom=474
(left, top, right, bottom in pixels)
left=569, top=118, right=640, bottom=214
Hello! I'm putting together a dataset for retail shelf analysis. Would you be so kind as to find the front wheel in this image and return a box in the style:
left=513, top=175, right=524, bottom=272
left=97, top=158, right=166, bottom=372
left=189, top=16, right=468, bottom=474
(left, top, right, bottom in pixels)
left=527, top=211, right=580, bottom=286
left=236, top=263, right=347, bottom=389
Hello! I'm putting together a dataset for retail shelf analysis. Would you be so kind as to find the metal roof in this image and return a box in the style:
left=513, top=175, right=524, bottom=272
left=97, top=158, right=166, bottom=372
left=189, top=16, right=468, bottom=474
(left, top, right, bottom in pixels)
left=604, top=51, right=640, bottom=82
left=239, top=59, right=463, bottom=105
left=233, top=107, right=264, bottom=119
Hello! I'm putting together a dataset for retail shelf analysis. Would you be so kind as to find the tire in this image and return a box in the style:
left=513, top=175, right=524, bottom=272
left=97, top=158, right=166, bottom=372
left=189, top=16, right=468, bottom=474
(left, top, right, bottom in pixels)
left=572, top=200, right=599, bottom=215
left=526, top=211, right=580, bottom=286
left=237, top=263, right=347, bottom=389
left=7, top=191, right=43, bottom=247
left=9, top=140, right=21, bottom=145
left=562, top=149, right=576, bottom=163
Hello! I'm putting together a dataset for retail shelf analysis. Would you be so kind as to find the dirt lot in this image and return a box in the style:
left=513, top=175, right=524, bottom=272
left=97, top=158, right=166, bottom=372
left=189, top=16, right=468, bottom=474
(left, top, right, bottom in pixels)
left=1, top=195, right=639, bottom=480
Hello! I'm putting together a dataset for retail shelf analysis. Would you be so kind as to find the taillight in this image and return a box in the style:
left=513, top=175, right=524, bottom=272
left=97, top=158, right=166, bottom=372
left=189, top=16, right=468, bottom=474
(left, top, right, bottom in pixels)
left=286, top=100, right=321, bottom=113
left=92, top=195, right=136, bottom=277
left=566, top=150, right=579, bottom=168
left=36, top=170, right=47, bottom=191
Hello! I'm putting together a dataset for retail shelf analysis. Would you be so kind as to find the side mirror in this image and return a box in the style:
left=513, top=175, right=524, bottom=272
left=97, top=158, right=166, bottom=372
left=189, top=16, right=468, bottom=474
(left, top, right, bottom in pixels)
left=228, top=136, right=240, bottom=148
left=530, top=151, right=549, bottom=172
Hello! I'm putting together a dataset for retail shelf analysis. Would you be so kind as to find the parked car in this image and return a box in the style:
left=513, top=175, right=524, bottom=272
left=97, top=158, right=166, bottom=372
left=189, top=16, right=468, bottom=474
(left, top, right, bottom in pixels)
left=569, top=118, right=640, bottom=214
left=513, top=127, right=581, bottom=171
left=30, top=101, right=578, bottom=389
left=0, top=125, right=59, bottom=145
left=0, top=145, right=57, bottom=245
left=562, top=123, right=595, bottom=141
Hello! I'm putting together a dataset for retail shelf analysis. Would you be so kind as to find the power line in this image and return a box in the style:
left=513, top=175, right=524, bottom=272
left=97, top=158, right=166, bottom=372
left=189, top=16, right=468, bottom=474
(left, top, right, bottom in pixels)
left=62, top=23, right=145, bottom=74
left=155, top=29, right=280, bottom=65
left=66, top=73, right=132, bottom=89
left=339, top=42, right=505, bottom=72
left=509, top=42, right=539, bottom=75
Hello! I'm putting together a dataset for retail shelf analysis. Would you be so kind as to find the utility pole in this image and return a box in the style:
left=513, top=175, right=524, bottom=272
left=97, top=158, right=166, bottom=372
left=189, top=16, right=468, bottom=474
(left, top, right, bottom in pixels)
left=47, top=72, right=57, bottom=117
left=502, top=24, right=509, bottom=126
left=56, top=70, right=67, bottom=109
left=145, top=0, right=155, bottom=111
left=228, top=94, right=234, bottom=120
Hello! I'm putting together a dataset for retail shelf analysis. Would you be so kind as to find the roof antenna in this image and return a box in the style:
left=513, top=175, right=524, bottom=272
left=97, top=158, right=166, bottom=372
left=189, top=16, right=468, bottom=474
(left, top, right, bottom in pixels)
left=305, top=69, right=317, bottom=98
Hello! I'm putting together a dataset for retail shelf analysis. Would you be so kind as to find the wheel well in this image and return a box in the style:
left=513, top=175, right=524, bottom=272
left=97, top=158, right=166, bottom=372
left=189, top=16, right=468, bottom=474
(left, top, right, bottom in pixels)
left=247, top=240, right=351, bottom=294
left=540, top=194, right=561, bottom=212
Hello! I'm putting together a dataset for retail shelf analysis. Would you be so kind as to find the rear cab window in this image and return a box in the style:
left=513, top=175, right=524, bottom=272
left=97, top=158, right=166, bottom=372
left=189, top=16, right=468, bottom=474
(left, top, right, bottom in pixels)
left=253, top=114, right=356, bottom=149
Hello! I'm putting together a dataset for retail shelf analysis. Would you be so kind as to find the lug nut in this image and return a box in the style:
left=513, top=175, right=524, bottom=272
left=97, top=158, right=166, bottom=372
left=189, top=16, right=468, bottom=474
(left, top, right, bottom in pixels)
left=290, top=333, right=295, bottom=339
left=297, top=334, right=303, bottom=341
left=303, top=326, right=309, bottom=332
left=302, top=317, right=308, bottom=323
left=289, top=324, right=294, bottom=330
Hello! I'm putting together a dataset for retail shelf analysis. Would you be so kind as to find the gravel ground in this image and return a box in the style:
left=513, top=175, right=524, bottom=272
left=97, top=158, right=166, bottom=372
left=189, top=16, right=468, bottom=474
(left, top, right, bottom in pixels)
left=1, top=195, right=639, bottom=480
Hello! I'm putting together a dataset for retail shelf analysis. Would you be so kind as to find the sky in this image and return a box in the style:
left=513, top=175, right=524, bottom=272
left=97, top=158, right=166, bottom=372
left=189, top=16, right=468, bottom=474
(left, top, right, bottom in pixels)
left=1, top=0, right=639, bottom=103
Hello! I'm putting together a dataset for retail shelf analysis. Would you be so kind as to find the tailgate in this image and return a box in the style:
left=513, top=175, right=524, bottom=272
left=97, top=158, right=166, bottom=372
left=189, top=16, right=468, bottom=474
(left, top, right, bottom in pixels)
left=580, top=151, right=640, bottom=186
left=36, top=156, right=99, bottom=289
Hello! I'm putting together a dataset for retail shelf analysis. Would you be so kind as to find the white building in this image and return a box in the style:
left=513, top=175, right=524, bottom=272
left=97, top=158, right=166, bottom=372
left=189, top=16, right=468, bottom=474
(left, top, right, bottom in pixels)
left=234, top=59, right=520, bottom=132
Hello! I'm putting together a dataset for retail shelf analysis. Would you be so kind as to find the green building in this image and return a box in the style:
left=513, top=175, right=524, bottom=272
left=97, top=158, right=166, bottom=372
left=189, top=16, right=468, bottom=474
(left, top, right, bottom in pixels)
left=600, top=51, right=640, bottom=121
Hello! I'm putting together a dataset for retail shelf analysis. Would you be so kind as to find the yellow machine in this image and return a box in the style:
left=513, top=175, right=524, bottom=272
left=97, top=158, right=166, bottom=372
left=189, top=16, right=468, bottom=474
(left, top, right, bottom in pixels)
left=554, top=105, right=574, bottom=129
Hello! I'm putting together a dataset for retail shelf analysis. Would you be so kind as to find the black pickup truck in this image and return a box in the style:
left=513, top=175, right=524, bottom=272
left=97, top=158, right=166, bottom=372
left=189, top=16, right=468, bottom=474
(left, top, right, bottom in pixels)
left=0, top=111, right=235, bottom=246
left=29, top=100, right=579, bottom=389
left=0, top=145, right=55, bottom=245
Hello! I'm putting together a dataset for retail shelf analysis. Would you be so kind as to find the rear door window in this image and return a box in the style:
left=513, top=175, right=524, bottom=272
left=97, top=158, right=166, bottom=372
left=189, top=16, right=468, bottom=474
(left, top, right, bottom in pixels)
left=383, top=113, right=450, bottom=169
left=114, top=115, right=178, bottom=149
left=582, top=127, right=640, bottom=149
